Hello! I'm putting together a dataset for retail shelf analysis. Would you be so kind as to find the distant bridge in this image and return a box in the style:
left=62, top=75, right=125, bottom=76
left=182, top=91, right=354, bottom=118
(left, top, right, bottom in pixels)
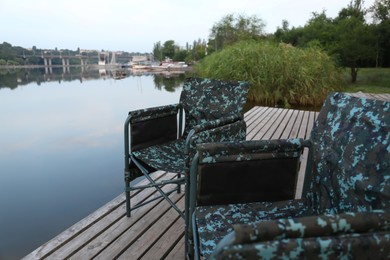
left=23, top=51, right=135, bottom=67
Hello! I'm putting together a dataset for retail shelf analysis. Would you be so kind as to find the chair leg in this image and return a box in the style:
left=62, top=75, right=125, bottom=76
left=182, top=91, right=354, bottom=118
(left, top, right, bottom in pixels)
left=177, top=172, right=182, bottom=194
left=192, top=212, right=200, bottom=260
left=185, top=177, right=194, bottom=259
left=132, top=157, right=185, bottom=219
left=124, top=171, right=131, bottom=217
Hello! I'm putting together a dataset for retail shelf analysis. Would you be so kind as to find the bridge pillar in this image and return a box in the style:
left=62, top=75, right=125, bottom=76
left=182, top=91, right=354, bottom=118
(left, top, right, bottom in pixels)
left=61, top=58, right=70, bottom=67
left=43, top=57, right=51, bottom=67
left=80, top=58, right=88, bottom=67
left=45, top=65, right=52, bottom=75
left=61, top=58, right=70, bottom=74
left=80, top=57, right=88, bottom=72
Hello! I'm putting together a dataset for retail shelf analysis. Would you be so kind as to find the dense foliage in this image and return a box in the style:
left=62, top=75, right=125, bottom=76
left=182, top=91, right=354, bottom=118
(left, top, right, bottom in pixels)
left=274, top=0, right=390, bottom=82
left=196, top=40, right=343, bottom=108
left=152, top=13, right=265, bottom=64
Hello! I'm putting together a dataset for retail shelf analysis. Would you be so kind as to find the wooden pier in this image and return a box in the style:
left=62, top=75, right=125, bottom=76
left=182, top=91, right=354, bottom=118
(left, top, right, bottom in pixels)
left=23, top=93, right=390, bottom=260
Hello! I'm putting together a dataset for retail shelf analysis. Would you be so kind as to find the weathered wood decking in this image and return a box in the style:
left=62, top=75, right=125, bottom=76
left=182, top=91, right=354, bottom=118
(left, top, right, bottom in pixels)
left=23, top=93, right=390, bottom=260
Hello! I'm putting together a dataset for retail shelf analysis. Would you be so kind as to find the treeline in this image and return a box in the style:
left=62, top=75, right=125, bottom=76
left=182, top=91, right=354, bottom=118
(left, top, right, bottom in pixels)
left=154, top=0, right=389, bottom=82
left=0, top=43, right=97, bottom=66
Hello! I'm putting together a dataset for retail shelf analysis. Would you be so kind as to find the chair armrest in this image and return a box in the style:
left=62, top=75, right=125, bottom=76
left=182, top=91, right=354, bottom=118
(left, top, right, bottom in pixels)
left=233, top=210, right=390, bottom=243
left=128, top=103, right=179, bottom=123
left=126, top=104, right=180, bottom=151
left=185, top=115, right=246, bottom=156
left=211, top=211, right=390, bottom=259
left=196, top=138, right=311, bottom=164
left=192, top=115, right=243, bottom=133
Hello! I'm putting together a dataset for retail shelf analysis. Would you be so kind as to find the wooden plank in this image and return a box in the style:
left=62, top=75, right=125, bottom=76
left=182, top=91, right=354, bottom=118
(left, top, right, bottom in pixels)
left=115, top=198, right=185, bottom=260
left=289, top=110, right=305, bottom=138
left=348, top=92, right=390, bottom=101
left=249, top=108, right=284, bottom=140
left=23, top=171, right=169, bottom=260
left=245, top=107, right=272, bottom=139
left=374, top=94, right=390, bottom=101
left=243, top=106, right=261, bottom=121
left=280, top=109, right=299, bottom=139
left=270, top=109, right=295, bottom=140
left=261, top=108, right=290, bottom=140
left=65, top=180, right=182, bottom=259
left=245, top=106, right=268, bottom=124
left=140, top=217, right=185, bottom=259
left=165, top=238, right=185, bottom=260
left=297, top=111, right=310, bottom=139
left=91, top=193, right=184, bottom=259
left=295, top=111, right=319, bottom=199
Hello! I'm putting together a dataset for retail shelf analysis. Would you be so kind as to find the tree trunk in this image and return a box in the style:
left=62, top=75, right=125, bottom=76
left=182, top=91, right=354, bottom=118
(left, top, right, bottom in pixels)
left=351, top=66, right=358, bottom=83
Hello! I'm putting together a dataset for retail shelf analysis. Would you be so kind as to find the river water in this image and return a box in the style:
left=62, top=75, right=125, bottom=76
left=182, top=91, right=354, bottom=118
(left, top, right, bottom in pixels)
left=0, top=67, right=187, bottom=259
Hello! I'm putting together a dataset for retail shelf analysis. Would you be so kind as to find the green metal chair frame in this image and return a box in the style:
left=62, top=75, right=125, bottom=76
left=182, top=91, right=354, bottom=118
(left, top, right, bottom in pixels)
left=123, top=78, right=249, bottom=227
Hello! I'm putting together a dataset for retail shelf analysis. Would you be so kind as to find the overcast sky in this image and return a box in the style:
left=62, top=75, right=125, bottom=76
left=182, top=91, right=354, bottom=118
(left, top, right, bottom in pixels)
left=0, top=0, right=375, bottom=53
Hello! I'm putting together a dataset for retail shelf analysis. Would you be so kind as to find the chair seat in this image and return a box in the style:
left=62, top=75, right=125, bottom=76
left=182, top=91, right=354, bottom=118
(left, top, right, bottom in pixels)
left=133, top=139, right=187, bottom=174
left=194, top=199, right=312, bottom=257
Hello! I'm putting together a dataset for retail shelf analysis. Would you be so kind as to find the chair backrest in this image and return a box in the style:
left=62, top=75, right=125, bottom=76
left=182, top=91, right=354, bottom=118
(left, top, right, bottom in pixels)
left=306, top=93, right=390, bottom=214
left=179, top=78, right=249, bottom=136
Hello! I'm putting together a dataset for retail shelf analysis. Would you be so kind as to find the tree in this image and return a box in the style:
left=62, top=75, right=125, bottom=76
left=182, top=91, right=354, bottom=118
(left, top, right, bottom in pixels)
left=173, top=49, right=188, bottom=61
left=192, top=39, right=207, bottom=60
left=162, top=40, right=176, bottom=59
left=369, top=0, right=390, bottom=66
left=210, top=13, right=265, bottom=51
left=333, top=0, right=376, bottom=82
left=153, top=41, right=163, bottom=61
left=301, top=11, right=336, bottom=48
left=274, top=22, right=306, bottom=46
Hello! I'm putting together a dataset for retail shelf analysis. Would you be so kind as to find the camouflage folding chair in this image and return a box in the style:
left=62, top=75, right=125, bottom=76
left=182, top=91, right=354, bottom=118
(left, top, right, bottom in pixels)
left=124, top=77, right=249, bottom=221
left=189, top=92, right=390, bottom=259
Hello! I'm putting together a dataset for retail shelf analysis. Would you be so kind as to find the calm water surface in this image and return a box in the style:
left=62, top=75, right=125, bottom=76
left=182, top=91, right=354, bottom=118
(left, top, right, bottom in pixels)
left=0, top=67, right=185, bottom=259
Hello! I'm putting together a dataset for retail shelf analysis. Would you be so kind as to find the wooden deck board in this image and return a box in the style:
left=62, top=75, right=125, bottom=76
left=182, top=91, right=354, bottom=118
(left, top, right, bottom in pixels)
left=67, top=179, right=181, bottom=259
left=165, top=238, right=185, bottom=260
left=116, top=198, right=185, bottom=260
left=139, top=218, right=185, bottom=260
left=23, top=93, right=389, bottom=260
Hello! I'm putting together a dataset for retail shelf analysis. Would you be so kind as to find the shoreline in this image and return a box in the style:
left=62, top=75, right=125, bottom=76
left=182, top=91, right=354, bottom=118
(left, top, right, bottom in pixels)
left=0, top=64, right=122, bottom=69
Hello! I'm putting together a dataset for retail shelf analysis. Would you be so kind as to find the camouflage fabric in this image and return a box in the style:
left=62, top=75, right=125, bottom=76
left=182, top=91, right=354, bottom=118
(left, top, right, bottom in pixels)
left=188, top=120, right=247, bottom=168
left=133, top=139, right=187, bottom=174
left=214, top=229, right=390, bottom=259
left=194, top=199, right=311, bottom=256
left=196, top=138, right=309, bottom=164
left=211, top=211, right=390, bottom=259
left=131, top=77, right=249, bottom=174
left=192, top=93, right=390, bottom=259
left=232, top=211, right=390, bottom=244
left=129, top=103, right=179, bottom=123
left=180, top=77, right=249, bottom=137
left=307, top=92, right=390, bottom=214
left=133, top=120, right=247, bottom=175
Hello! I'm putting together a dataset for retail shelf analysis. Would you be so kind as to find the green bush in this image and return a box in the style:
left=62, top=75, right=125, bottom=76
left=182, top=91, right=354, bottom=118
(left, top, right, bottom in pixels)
left=196, top=40, right=343, bottom=108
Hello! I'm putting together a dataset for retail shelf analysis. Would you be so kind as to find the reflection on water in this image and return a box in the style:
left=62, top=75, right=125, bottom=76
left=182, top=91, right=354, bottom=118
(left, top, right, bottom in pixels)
left=0, top=67, right=187, bottom=259
left=0, top=66, right=188, bottom=90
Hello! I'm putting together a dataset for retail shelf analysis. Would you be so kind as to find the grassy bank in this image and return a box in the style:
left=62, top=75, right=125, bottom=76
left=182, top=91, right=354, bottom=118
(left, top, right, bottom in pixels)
left=343, top=68, right=390, bottom=93
left=196, top=41, right=343, bottom=108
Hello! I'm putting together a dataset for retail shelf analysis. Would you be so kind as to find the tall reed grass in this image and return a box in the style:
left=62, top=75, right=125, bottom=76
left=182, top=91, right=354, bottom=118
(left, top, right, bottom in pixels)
left=196, top=40, right=343, bottom=108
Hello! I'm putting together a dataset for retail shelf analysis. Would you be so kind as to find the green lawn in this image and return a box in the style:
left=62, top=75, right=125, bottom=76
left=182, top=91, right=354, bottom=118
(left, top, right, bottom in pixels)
left=342, top=68, right=390, bottom=93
